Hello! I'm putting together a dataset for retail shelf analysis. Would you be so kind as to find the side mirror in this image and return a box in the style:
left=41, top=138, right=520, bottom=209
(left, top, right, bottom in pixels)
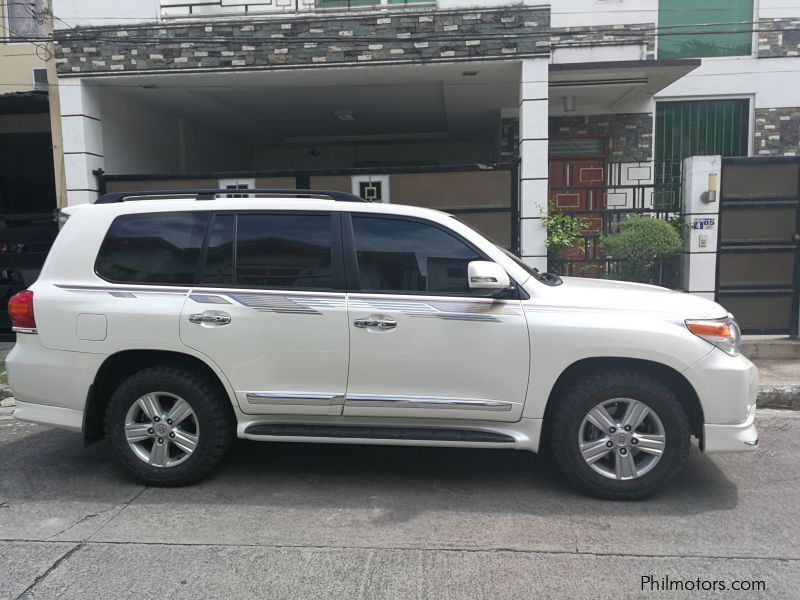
left=468, top=261, right=511, bottom=292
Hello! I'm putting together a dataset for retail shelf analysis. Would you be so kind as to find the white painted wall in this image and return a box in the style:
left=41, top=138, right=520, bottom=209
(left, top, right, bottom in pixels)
left=100, top=91, right=182, bottom=174
left=759, top=0, right=800, bottom=19
left=52, top=0, right=159, bottom=29
left=549, top=0, right=658, bottom=28
left=657, top=57, right=800, bottom=109
left=100, top=90, right=253, bottom=175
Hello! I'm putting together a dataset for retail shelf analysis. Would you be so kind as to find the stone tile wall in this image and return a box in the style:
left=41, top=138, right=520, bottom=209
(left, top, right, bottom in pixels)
left=758, top=18, right=800, bottom=58
left=54, top=6, right=551, bottom=74
left=548, top=113, right=653, bottom=163
left=754, top=108, right=800, bottom=156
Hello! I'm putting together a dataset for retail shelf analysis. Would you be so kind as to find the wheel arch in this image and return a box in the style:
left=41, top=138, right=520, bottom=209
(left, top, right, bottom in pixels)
left=541, top=357, right=705, bottom=443
left=83, top=349, right=236, bottom=445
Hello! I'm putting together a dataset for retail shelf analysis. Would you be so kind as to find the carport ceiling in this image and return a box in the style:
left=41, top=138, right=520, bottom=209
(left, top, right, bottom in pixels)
left=93, top=62, right=521, bottom=147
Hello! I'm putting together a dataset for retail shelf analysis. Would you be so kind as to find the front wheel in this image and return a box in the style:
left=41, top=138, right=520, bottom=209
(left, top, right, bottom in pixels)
left=549, top=372, right=690, bottom=500
left=106, top=366, right=234, bottom=486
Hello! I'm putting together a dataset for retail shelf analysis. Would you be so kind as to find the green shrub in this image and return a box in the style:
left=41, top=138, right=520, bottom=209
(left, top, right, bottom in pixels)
left=543, top=209, right=590, bottom=257
left=601, top=215, right=683, bottom=283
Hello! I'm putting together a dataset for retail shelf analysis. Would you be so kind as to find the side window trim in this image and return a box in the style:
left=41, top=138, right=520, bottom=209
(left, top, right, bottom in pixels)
left=343, top=212, right=518, bottom=298
left=195, top=210, right=346, bottom=293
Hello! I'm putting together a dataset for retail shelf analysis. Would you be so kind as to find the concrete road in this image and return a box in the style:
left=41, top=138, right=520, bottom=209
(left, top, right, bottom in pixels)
left=1, top=408, right=798, bottom=600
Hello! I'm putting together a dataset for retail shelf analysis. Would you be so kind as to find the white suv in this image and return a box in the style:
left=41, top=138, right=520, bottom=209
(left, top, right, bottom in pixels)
left=6, top=190, right=759, bottom=499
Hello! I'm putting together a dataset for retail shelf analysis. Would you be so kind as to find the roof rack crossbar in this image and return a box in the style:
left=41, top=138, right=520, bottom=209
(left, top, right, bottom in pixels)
left=94, top=189, right=367, bottom=204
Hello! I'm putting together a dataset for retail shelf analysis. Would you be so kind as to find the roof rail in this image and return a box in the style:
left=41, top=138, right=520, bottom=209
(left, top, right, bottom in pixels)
left=94, top=189, right=368, bottom=204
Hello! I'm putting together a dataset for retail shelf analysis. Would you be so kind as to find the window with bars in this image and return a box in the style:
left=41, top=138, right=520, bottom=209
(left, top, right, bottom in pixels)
left=655, top=99, right=750, bottom=164
left=657, top=0, right=754, bottom=59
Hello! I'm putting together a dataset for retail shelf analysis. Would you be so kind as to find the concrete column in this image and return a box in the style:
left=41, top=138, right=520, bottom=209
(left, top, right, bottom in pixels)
left=518, top=58, right=549, bottom=271
left=59, top=80, right=104, bottom=205
left=681, top=155, right=722, bottom=299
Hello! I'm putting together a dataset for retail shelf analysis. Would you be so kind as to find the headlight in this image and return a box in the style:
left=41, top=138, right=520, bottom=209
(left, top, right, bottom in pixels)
left=685, top=315, right=741, bottom=356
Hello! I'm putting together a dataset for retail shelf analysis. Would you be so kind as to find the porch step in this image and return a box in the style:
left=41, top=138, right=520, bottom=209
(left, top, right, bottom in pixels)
left=742, top=336, right=800, bottom=360
left=244, top=424, right=515, bottom=444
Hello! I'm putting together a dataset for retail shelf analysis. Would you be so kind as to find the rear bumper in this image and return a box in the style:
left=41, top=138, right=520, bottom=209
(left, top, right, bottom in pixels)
left=6, top=334, right=104, bottom=413
left=703, top=404, right=759, bottom=453
left=12, top=400, right=84, bottom=432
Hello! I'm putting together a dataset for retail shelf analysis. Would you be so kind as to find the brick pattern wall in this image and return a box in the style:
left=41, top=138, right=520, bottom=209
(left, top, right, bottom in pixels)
left=754, top=108, right=800, bottom=156
left=758, top=18, right=800, bottom=58
left=549, top=114, right=653, bottom=163
left=549, top=23, right=655, bottom=59
left=53, top=6, right=550, bottom=75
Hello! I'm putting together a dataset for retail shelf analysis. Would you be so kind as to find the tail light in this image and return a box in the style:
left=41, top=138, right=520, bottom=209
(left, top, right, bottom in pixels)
left=8, top=290, right=37, bottom=332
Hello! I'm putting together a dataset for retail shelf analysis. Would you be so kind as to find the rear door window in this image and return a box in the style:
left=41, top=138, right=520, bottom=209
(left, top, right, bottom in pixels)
left=235, top=213, right=333, bottom=289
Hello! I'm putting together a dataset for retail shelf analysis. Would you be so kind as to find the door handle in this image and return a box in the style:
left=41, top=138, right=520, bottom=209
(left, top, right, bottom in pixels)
left=354, top=317, right=397, bottom=331
left=189, top=311, right=231, bottom=326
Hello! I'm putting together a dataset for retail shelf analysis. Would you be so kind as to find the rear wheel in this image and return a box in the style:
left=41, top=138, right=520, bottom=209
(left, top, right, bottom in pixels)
left=549, top=371, right=690, bottom=500
left=106, top=366, right=234, bottom=486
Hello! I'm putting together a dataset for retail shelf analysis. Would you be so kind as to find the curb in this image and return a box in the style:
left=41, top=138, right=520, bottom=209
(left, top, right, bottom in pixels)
left=757, top=385, right=800, bottom=410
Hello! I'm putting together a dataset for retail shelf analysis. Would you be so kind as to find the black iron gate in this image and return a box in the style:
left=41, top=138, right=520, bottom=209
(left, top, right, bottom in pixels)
left=716, top=157, right=800, bottom=335
left=0, top=213, right=59, bottom=342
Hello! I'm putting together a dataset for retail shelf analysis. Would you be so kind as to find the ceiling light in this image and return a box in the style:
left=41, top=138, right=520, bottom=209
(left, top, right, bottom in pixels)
left=334, top=110, right=355, bottom=122
left=462, top=71, right=478, bottom=77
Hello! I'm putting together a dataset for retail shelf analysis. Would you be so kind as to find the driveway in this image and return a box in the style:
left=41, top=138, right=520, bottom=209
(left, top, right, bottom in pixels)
left=1, top=407, right=798, bottom=599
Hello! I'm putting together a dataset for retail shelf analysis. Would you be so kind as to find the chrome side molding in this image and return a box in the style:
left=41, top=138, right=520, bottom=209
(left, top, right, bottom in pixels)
left=345, top=394, right=513, bottom=411
left=246, top=392, right=344, bottom=407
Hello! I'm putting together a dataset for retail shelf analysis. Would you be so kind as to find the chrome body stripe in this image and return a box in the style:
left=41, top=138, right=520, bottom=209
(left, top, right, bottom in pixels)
left=56, top=284, right=517, bottom=322
left=246, top=392, right=344, bottom=407
left=189, top=294, right=232, bottom=305
left=349, top=296, right=521, bottom=322
left=56, top=284, right=190, bottom=297
left=229, top=294, right=346, bottom=315
left=344, top=395, right=513, bottom=412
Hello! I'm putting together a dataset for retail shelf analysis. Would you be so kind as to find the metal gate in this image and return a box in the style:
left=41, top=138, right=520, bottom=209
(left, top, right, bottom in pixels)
left=716, top=157, right=800, bottom=335
left=98, top=163, right=519, bottom=252
left=0, top=213, right=59, bottom=341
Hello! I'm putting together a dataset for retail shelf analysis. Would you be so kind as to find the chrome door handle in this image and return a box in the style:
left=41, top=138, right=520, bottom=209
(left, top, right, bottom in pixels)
left=354, top=317, right=397, bottom=331
left=189, top=311, right=231, bottom=326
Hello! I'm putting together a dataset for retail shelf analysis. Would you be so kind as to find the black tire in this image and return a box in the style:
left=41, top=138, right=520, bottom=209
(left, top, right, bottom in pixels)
left=106, top=366, right=234, bottom=486
left=549, top=371, right=690, bottom=500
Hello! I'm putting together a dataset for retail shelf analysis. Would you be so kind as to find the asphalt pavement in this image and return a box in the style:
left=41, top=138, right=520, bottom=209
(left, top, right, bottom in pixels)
left=1, top=406, right=798, bottom=599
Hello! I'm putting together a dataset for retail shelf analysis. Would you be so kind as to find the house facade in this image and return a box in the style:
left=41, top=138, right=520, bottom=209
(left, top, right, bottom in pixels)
left=48, top=0, right=800, bottom=272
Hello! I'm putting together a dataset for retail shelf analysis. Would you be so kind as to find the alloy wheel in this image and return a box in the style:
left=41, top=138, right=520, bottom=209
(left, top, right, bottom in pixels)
left=578, top=398, right=666, bottom=480
left=124, top=392, right=200, bottom=468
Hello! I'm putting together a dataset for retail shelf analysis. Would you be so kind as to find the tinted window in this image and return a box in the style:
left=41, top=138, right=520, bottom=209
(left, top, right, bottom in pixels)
left=236, top=213, right=332, bottom=289
left=96, top=212, right=208, bottom=284
left=201, top=214, right=234, bottom=285
left=352, top=216, right=480, bottom=294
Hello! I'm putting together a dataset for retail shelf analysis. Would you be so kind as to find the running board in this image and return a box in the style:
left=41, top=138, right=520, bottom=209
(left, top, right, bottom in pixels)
left=243, top=424, right=516, bottom=444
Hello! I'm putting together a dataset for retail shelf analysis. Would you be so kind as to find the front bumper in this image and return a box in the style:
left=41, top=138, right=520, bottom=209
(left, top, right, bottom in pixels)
left=702, top=404, right=759, bottom=453
left=683, top=349, right=759, bottom=453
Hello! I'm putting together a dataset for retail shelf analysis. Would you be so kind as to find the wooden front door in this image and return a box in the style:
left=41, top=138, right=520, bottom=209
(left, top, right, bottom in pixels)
left=548, top=138, right=607, bottom=267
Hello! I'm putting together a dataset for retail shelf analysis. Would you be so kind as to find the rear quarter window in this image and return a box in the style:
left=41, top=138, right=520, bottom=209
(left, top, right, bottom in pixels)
left=95, top=212, right=209, bottom=285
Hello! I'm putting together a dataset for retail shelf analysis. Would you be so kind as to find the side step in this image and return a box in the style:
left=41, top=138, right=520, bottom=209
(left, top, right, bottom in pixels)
left=244, top=424, right=515, bottom=444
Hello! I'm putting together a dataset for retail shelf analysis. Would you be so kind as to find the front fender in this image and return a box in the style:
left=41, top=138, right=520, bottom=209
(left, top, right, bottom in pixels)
left=522, top=305, right=713, bottom=419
